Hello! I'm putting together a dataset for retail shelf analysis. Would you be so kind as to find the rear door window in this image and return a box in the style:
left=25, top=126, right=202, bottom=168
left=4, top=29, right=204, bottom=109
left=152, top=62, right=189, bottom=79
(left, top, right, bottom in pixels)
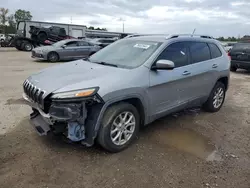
left=65, top=41, right=78, bottom=47
left=208, top=43, right=222, bottom=59
left=78, top=41, right=89, bottom=46
left=189, top=42, right=211, bottom=64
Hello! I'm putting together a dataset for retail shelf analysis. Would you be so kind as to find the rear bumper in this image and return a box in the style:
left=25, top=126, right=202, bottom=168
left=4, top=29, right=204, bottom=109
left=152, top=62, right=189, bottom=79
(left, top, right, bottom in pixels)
left=231, top=60, right=250, bottom=69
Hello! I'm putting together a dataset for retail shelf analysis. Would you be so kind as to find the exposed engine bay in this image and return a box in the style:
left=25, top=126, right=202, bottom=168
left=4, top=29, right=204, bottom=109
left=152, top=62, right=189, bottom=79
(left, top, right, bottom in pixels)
left=26, top=94, right=103, bottom=146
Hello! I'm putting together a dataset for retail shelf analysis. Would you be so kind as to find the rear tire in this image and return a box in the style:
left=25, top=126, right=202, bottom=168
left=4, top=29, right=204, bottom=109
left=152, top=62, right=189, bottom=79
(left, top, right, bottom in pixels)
left=22, top=41, right=33, bottom=51
left=203, top=82, right=226, bottom=113
left=230, top=66, right=237, bottom=72
left=97, top=103, right=140, bottom=153
left=47, top=52, right=59, bottom=62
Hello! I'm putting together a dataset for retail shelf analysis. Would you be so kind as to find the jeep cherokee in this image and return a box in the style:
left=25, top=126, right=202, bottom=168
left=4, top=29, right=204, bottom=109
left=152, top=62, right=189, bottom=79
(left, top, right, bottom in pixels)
left=23, top=34, right=230, bottom=152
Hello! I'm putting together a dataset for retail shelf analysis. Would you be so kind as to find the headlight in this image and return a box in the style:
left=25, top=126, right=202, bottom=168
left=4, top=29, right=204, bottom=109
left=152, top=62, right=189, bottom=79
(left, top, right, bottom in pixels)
left=51, top=87, right=99, bottom=100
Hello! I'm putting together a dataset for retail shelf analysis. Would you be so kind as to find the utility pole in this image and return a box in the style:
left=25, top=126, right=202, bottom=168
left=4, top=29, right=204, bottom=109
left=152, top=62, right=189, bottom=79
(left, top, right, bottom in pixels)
left=70, top=16, right=72, bottom=24
left=192, top=28, right=196, bottom=36
left=118, top=18, right=125, bottom=33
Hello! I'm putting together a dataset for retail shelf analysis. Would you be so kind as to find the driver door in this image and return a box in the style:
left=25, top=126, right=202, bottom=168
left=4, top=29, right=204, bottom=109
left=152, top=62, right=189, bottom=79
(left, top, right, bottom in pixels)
left=148, top=41, right=191, bottom=120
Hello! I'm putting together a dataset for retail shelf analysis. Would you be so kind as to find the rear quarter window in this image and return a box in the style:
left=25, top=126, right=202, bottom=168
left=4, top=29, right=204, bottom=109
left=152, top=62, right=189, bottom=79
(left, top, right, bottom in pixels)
left=208, top=43, right=222, bottom=59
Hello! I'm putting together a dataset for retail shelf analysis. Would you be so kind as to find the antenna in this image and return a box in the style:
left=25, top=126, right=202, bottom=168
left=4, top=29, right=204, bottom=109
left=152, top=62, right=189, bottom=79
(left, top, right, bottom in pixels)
left=192, top=28, right=196, bottom=37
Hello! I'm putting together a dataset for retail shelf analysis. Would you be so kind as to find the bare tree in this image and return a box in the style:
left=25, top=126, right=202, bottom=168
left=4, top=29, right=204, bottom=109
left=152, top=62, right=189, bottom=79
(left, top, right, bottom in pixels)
left=0, top=8, right=9, bottom=34
left=0, top=8, right=9, bottom=25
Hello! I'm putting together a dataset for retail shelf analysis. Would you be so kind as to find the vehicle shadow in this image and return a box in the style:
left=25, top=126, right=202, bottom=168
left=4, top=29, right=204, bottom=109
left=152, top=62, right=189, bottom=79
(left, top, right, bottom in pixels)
left=33, top=59, right=73, bottom=63
left=0, top=47, right=19, bottom=52
left=40, top=107, right=204, bottom=155
left=234, top=69, right=250, bottom=75
left=0, top=107, right=206, bottom=159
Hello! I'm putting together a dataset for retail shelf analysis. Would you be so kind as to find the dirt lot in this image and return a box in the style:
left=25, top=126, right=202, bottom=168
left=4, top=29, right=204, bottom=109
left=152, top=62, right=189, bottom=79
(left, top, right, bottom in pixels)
left=0, top=48, right=249, bottom=188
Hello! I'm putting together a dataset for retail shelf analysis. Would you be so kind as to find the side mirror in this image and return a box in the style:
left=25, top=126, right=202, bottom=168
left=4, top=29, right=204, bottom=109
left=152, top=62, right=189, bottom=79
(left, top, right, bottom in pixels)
left=151, top=60, right=175, bottom=70
left=61, top=44, right=66, bottom=48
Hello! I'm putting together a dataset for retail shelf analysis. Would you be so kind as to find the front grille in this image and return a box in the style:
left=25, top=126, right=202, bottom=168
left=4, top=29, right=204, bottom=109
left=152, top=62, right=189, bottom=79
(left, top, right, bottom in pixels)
left=23, top=80, right=45, bottom=108
left=32, top=51, right=35, bottom=56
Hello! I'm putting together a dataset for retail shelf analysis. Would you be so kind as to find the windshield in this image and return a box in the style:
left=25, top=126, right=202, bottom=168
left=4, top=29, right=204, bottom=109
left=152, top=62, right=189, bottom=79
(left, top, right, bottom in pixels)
left=52, top=40, right=68, bottom=47
left=89, top=39, right=162, bottom=68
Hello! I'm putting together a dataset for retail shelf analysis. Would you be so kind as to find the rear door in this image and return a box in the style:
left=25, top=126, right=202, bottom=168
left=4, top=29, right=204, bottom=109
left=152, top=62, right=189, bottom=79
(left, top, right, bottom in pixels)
left=182, top=41, right=221, bottom=105
left=49, top=27, right=61, bottom=40
left=62, top=41, right=79, bottom=59
left=77, top=41, right=91, bottom=57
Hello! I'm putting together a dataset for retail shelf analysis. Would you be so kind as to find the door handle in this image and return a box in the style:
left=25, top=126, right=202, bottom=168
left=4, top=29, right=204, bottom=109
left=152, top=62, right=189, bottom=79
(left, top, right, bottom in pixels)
left=212, top=64, right=218, bottom=68
left=182, top=71, right=191, bottom=76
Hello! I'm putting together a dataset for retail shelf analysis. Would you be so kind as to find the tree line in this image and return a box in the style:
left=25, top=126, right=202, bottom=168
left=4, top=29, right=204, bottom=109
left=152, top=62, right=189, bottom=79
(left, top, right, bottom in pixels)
left=216, top=36, right=239, bottom=42
left=0, top=8, right=32, bottom=34
left=0, top=7, right=107, bottom=35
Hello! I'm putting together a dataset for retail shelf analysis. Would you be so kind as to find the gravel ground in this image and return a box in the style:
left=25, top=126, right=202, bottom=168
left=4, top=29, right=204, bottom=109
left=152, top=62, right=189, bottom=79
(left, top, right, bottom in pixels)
left=0, top=48, right=249, bottom=188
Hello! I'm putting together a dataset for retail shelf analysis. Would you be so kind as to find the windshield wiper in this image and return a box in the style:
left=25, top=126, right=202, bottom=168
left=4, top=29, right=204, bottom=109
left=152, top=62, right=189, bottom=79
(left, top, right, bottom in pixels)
left=83, top=57, right=90, bottom=61
left=93, top=61, right=118, bottom=67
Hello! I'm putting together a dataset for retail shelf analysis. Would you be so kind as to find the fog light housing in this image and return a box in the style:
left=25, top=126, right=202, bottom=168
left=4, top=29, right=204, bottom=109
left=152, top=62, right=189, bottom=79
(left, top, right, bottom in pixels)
left=49, top=103, right=81, bottom=121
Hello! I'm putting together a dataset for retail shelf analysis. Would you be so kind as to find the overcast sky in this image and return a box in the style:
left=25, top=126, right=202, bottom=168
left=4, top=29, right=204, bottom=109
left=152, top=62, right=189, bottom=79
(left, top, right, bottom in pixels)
left=3, top=0, right=250, bottom=37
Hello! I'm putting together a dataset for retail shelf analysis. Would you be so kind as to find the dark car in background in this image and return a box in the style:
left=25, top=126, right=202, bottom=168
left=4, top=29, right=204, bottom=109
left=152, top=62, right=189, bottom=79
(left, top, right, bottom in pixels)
left=30, top=25, right=74, bottom=43
left=229, top=42, right=250, bottom=71
left=90, top=38, right=116, bottom=48
left=0, top=34, right=16, bottom=47
left=32, top=39, right=101, bottom=62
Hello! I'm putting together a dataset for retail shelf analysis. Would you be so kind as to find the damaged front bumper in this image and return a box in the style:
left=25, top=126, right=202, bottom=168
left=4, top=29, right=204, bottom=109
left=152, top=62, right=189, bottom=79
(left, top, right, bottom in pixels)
left=23, top=93, right=103, bottom=146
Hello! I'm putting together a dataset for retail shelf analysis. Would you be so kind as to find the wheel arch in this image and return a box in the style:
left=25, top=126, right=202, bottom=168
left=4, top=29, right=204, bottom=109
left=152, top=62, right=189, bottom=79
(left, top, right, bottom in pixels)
left=93, top=95, right=148, bottom=139
left=217, top=76, right=229, bottom=90
left=47, top=51, right=60, bottom=61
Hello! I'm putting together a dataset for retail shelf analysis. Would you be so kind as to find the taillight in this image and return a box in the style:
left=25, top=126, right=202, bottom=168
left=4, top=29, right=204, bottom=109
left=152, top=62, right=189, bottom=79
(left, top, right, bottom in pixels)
left=228, top=52, right=231, bottom=60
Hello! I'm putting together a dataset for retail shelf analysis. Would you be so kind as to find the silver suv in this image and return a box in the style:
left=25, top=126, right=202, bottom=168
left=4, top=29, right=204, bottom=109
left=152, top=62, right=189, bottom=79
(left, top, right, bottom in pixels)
left=23, top=34, right=230, bottom=152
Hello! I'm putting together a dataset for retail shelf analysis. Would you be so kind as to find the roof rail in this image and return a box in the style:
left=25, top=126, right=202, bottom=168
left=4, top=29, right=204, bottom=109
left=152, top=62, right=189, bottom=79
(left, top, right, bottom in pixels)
left=166, top=34, right=214, bottom=39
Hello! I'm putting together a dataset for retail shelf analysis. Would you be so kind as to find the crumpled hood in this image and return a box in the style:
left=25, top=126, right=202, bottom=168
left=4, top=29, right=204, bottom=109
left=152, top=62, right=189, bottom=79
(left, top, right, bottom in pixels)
left=27, top=60, right=130, bottom=98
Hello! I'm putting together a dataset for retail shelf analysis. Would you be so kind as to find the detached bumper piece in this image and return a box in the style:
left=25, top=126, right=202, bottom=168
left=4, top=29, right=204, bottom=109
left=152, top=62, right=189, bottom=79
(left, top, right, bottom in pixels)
left=30, top=110, right=50, bottom=136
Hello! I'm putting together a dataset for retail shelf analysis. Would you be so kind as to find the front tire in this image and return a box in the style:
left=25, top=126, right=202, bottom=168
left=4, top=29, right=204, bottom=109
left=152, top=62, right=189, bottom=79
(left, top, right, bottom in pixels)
left=47, top=52, right=59, bottom=62
left=203, top=82, right=226, bottom=112
left=97, top=103, right=140, bottom=153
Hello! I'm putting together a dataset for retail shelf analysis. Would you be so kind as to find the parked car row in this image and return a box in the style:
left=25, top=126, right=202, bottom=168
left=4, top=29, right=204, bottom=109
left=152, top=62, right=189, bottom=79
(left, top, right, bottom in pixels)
left=23, top=34, right=230, bottom=152
left=32, top=39, right=101, bottom=62
left=31, top=37, right=117, bottom=62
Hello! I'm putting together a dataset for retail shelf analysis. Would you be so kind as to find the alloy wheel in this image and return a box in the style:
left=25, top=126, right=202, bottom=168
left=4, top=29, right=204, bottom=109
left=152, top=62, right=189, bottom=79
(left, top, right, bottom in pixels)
left=110, top=111, right=136, bottom=146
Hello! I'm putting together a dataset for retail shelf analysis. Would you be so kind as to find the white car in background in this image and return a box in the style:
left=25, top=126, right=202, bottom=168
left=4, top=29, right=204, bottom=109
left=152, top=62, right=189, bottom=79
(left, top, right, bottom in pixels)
left=221, top=42, right=235, bottom=52
left=0, top=34, right=6, bottom=41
